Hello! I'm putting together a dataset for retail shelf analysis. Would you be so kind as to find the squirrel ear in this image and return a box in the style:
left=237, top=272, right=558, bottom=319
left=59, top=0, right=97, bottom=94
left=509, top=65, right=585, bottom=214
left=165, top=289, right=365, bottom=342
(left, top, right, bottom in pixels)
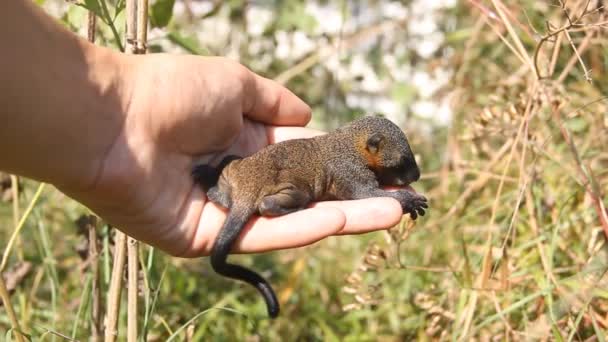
left=366, top=133, right=384, bottom=154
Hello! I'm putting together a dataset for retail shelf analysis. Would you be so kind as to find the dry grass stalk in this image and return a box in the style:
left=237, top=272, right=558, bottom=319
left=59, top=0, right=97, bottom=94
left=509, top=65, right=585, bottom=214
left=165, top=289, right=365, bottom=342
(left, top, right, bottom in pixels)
left=0, top=181, right=45, bottom=339
left=0, top=270, right=26, bottom=341
left=549, top=100, right=608, bottom=239
left=10, top=176, right=24, bottom=262
left=491, top=0, right=536, bottom=76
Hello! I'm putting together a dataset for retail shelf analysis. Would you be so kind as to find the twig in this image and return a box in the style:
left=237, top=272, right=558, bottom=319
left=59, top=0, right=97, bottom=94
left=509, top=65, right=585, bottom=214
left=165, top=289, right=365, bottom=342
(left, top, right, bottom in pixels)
left=548, top=31, right=564, bottom=77
left=557, top=29, right=594, bottom=83
left=563, top=28, right=592, bottom=82
left=533, top=0, right=598, bottom=80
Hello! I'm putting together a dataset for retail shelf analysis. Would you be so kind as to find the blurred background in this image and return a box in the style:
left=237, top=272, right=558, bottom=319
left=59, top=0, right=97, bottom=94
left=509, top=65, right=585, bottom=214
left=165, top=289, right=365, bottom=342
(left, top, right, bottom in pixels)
left=1, top=0, right=608, bottom=340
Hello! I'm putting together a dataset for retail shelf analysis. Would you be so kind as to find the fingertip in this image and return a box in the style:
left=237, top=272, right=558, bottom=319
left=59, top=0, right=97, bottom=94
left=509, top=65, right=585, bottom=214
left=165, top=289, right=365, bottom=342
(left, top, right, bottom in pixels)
left=236, top=206, right=346, bottom=253
left=314, top=197, right=403, bottom=235
left=266, top=126, right=326, bottom=144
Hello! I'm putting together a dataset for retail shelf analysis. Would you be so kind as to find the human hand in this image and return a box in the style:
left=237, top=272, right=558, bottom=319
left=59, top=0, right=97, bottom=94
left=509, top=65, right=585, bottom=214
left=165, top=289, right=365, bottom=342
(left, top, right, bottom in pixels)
left=0, top=1, right=405, bottom=258
left=61, top=54, right=406, bottom=257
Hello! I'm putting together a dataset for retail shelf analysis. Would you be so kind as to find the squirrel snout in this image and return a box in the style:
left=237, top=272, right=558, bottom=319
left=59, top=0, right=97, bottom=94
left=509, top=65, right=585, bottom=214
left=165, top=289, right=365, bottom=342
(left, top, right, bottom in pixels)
left=409, top=168, right=421, bottom=182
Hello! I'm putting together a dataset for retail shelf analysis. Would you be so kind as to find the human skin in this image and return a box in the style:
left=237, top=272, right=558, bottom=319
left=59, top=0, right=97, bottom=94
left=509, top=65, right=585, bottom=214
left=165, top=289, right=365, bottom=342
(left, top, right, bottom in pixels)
left=0, top=0, right=406, bottom=257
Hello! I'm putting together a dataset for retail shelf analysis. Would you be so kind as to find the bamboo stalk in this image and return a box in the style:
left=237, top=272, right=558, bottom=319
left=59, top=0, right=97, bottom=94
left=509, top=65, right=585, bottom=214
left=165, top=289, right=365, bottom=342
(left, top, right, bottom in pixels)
left=127, top=237, right=138, bottom=342
left=83, top=10, right=103, bottom=342
left=104, top=231, right=127, bottom=342
left=123, top=0, right=147, bottom=340
left=125, top=0, right=137, bottom=54
left=136, top=0, right=148, bottom=53
left=89, top=217, right=102, bottom=342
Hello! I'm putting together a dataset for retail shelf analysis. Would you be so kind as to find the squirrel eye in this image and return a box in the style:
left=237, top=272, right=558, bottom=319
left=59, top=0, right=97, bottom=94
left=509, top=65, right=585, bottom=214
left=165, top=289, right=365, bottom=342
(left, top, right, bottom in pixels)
left=366, top=133, right=384, bottom=154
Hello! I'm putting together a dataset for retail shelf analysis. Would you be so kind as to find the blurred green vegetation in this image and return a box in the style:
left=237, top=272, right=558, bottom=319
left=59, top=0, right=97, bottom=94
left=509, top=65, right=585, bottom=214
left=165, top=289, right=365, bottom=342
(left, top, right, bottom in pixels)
left=2, top=0, right=608, bottom=340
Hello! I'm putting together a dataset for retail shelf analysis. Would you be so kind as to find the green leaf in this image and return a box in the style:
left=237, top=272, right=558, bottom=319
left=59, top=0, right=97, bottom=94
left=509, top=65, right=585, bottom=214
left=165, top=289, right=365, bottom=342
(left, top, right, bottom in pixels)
left=77, top=0, right=103, bottom=19
left=151, top=0, right=175, bottom=28
left=114, top=0, right=126, bottom=21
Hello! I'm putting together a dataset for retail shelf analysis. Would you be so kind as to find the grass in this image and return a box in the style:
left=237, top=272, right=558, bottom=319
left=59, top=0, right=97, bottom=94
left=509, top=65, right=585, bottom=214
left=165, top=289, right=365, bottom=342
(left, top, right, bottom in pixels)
left=2, top=0, right=608, bottom=340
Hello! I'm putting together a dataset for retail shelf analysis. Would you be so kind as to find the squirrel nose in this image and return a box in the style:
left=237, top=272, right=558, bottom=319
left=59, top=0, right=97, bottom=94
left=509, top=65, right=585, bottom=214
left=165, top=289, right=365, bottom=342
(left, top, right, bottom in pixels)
left=408, top=168, right=420, bottom=182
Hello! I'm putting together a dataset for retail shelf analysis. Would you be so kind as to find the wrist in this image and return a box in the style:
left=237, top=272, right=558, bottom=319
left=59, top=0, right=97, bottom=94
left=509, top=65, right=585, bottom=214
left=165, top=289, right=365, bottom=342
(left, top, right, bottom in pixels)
left=63, top=41, right=133, bottom=190
left=56, top=43, right=134, bottom=191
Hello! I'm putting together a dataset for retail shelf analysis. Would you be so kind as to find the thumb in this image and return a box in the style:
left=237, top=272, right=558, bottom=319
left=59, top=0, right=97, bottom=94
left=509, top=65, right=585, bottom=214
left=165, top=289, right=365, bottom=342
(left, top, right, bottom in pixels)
left=242, top=72, right=311, bottom=127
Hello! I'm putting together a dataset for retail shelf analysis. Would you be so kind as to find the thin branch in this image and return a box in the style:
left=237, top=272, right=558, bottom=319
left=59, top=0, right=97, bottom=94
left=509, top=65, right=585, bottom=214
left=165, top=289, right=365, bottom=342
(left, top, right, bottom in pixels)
left=533, top=0, right=599, bottom=80
left=563, top=28, right=592, bottom=82
left=557, top=29, right=594, bottom=83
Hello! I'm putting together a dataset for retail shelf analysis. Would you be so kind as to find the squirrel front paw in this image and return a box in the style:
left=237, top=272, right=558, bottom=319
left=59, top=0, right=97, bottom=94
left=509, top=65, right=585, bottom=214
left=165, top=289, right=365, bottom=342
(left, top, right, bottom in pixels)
left=401, top=191, right=428, bottom=220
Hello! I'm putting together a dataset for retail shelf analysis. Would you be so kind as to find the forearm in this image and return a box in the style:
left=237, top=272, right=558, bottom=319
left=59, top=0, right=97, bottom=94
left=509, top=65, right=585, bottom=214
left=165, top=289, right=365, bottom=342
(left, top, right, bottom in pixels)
left=0, top=0, right=130, bottom=189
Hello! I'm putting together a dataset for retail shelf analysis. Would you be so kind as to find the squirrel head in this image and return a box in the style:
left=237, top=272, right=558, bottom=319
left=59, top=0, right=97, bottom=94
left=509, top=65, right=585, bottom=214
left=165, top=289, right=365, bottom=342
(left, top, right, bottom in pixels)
left=353, top=116, right=421, bottom=186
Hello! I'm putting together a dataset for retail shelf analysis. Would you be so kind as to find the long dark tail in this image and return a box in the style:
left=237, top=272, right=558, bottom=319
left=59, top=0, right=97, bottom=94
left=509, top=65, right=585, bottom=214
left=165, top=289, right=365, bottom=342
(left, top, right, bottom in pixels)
left=210, top=207, right=280, bottom=318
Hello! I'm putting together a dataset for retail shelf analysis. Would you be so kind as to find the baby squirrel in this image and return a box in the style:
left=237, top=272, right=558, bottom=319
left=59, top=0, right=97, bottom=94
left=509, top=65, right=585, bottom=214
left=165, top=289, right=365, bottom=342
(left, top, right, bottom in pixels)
left=193, top=115, right=427, bottom=318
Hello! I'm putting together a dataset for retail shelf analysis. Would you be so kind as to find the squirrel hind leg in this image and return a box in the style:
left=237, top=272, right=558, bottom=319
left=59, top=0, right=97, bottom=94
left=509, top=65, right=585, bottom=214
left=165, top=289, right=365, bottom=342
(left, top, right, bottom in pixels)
left=259, top=183, right=311, bottom=217
left=207, top=185, right=232, bottom=208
